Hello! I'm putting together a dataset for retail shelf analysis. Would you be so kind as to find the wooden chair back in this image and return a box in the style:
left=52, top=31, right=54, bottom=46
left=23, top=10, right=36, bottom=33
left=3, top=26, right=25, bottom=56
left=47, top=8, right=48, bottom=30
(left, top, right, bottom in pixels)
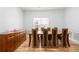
left=42, top=29, right=49, bottom=48
left=52, top=28, right=58, bottom=47
left=61, top=28, right=70, bottom=47
left=32, top=29, right=39, bottom=48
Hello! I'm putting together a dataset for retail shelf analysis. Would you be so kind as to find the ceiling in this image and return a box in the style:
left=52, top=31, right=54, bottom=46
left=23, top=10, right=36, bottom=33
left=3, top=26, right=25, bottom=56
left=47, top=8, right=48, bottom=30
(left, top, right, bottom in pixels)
left=21, top=7, right=65, bottom=11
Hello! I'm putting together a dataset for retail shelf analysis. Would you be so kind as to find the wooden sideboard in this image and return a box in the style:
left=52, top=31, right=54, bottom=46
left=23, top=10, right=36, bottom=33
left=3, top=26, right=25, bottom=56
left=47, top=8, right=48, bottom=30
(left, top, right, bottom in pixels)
left=0, top=31, right=26, bottom=52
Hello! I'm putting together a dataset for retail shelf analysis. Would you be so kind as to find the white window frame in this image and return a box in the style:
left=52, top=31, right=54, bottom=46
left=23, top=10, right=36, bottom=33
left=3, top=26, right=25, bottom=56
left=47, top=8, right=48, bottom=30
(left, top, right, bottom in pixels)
left=33, top=17, right=49, bottom=28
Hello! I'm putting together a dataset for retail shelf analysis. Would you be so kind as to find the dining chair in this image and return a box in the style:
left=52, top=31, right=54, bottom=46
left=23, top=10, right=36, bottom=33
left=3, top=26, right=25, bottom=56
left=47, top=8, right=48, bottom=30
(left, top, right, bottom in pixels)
left=47, top=27, right=52, bottom=48
left=42, top=29, right=49, bottom=48
left=32, top=29, right=39, bottom=48
left=52, top=28, right=58, bottom=48
left=48, top=34, right=52, bottom=48
left=61, top=28, right=70, bottom=47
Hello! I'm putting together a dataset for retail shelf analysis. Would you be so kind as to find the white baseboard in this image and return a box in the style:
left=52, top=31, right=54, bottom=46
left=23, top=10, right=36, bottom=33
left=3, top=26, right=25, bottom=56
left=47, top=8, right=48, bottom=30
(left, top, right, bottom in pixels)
left=69, top=37, right=79, bottom=45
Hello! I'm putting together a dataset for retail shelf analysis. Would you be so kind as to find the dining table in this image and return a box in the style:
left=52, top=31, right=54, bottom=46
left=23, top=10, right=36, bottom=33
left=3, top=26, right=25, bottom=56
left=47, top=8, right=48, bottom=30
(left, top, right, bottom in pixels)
left=28, top=30, right=62, bottom=47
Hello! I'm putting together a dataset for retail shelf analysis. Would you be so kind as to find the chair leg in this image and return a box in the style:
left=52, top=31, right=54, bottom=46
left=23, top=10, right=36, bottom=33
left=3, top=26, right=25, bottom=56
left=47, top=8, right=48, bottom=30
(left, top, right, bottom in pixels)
left=48, top=35, right=52, bottom=48
left=41, top=34, right=44, bottom=48
left=47, top=35, right=49, bottom=48
left=67, top=34, right=70, bottom=47
left=36, top=35, right=39, bottom=48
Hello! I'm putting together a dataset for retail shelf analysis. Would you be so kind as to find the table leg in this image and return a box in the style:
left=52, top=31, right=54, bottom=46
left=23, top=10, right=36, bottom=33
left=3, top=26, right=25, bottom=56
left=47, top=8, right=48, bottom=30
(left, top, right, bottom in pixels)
left=29, top=34, right=31, bottom=47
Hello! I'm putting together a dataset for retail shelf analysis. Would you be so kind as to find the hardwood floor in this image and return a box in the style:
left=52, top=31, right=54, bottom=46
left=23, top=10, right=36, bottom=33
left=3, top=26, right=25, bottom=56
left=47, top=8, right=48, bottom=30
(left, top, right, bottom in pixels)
left=15, top=34, right=79, bottom=52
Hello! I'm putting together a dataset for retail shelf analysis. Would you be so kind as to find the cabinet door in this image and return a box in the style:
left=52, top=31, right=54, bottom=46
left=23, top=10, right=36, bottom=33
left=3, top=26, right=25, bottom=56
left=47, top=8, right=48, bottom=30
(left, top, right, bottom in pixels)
left=0, top=35, right=7, bottom=52
left=0, top=36, right=3, bottom=51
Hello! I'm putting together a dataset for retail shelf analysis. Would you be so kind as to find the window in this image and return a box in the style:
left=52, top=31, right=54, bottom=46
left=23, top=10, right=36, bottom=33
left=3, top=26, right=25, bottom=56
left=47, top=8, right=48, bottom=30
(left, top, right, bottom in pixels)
left=33, top=17, right=49, bottom=28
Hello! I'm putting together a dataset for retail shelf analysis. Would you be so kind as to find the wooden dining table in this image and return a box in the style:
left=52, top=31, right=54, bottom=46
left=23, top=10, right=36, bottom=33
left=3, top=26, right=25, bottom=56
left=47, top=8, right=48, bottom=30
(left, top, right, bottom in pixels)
left=28, top=30, right=62, bottom=47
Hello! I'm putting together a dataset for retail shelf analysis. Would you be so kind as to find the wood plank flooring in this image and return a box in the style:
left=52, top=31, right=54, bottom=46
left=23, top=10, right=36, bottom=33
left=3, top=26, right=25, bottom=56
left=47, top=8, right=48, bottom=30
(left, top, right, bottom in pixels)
left=15, top=34, right=79, bottom=52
